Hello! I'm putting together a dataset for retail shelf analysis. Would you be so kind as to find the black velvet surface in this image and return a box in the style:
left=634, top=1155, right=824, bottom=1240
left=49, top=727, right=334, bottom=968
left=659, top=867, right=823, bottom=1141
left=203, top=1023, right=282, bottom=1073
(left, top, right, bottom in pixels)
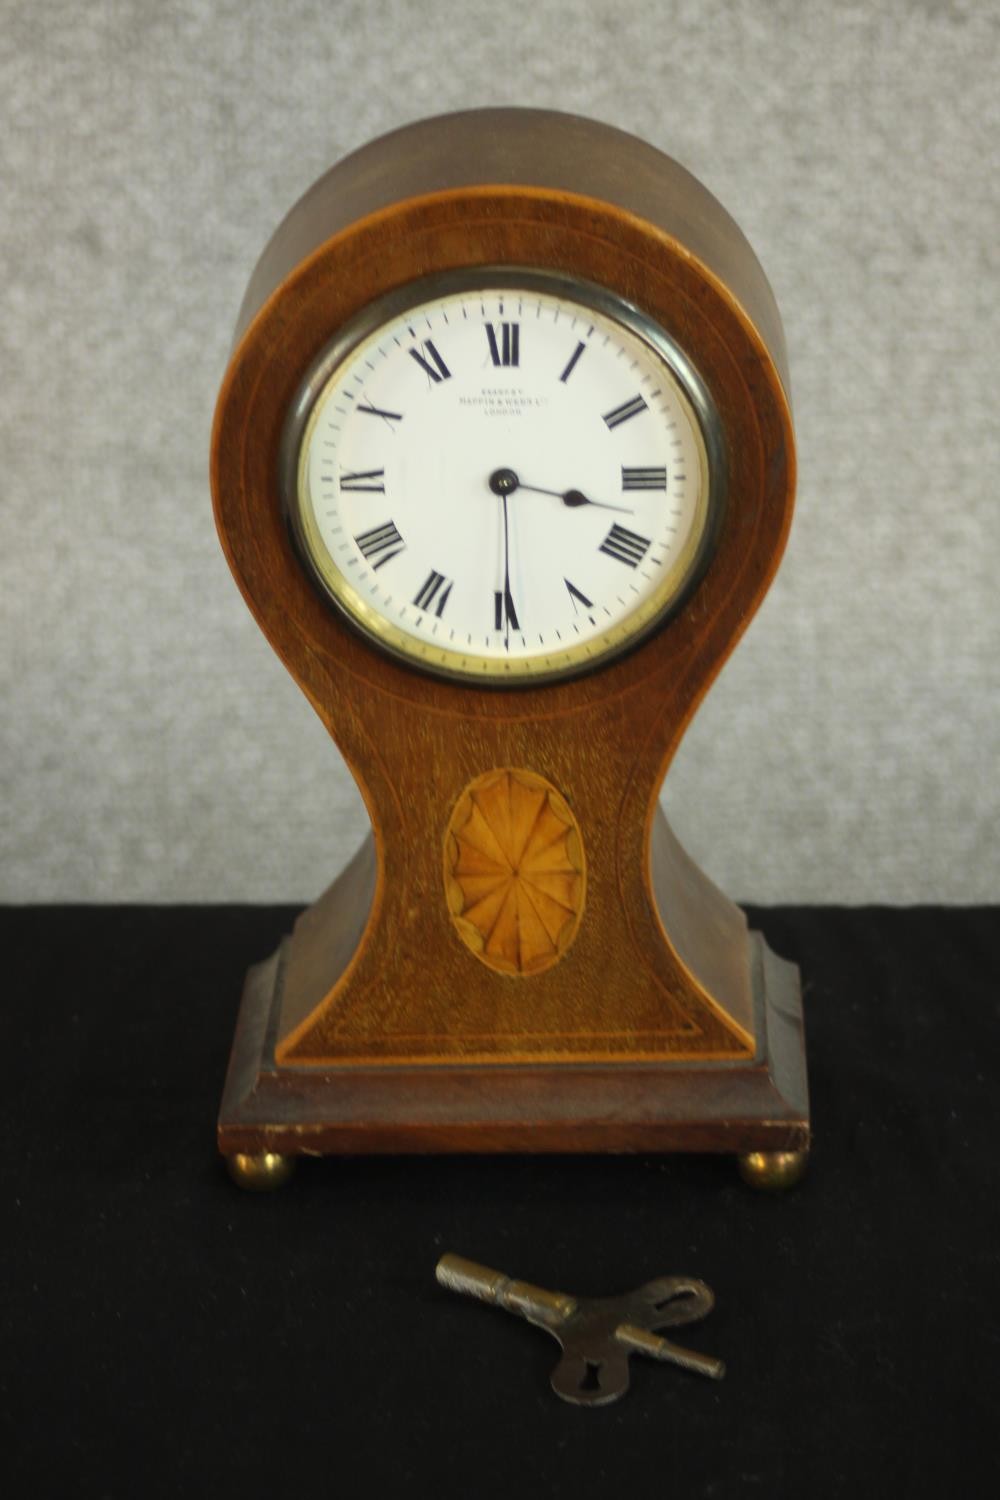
left=2, top=906, right=997, bottom=1497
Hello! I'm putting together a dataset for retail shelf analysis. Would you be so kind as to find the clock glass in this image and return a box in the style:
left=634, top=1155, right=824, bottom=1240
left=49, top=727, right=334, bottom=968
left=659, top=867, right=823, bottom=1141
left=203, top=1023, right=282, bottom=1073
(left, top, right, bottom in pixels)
left=284, top=270, right=721, bottom=682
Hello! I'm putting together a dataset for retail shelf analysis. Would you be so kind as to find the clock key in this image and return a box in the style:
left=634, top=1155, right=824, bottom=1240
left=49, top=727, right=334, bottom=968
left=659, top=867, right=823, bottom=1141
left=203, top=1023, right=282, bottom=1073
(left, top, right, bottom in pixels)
left=435, top=1252, right=724, bottom=1406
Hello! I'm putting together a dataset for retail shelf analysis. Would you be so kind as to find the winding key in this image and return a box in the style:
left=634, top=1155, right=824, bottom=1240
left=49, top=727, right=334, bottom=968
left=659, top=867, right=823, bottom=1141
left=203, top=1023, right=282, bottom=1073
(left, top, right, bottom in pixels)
left=436, top=1253, right=725, bottom=1406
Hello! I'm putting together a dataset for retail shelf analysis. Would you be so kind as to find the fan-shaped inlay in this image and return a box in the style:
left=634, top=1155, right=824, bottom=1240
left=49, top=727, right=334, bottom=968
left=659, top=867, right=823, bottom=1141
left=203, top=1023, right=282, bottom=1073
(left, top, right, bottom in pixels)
left=444, top=768, right=586, bottom=976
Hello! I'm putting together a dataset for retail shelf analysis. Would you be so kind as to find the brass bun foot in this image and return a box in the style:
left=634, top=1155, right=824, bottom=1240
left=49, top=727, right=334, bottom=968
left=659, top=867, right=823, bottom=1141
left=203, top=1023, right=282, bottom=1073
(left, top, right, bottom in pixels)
left=224, top=1151, right=297, bottom=1191
left=737, top=1148, right=808, bottom=1192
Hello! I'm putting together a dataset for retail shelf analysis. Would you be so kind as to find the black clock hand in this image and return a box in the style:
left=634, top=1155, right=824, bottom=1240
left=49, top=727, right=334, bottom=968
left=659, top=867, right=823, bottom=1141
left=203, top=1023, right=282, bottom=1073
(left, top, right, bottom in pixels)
left=503, top=493, right=520, bottom=642
left=487, top=467, right=633, bottom=515
left=488, top=468, right=518, bottom=644
left=524, top=483, right=634, bottom=515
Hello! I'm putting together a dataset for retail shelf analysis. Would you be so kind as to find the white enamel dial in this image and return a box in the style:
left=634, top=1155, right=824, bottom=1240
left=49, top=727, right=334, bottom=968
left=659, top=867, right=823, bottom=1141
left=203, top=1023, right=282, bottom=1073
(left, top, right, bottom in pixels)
left=289, top=275, right=717, bottom=681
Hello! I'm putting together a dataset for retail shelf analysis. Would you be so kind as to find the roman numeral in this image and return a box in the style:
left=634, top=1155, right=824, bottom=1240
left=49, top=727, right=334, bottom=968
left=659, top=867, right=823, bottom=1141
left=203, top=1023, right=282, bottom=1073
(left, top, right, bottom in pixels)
left=485, top=322, right=519, bottom=367
left=494, top=586, right=520, bottom=632
left=603, top=395, right=648, bottom=430
left=621, top=466, right=666, bottom=491
left=564, top=578, right=593, bottom=610
left=413, top=570, right=453, bottom=617
left=408, top=339, right=451, bottom=383
left=340, top=467, right=385, bottom=492
left=357, top=400, right=403, bottom=423
left=599, top=523, right=651, bottom=568
left=354, top=520, right=405, bottom=569
left=559, top=341, right=586, bottom=383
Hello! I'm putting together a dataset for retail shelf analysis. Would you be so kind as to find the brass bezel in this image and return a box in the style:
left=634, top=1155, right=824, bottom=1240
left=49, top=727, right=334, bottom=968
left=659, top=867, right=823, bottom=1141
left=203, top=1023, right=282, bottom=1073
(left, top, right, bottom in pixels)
left=281, top=267, right=724, bottom=685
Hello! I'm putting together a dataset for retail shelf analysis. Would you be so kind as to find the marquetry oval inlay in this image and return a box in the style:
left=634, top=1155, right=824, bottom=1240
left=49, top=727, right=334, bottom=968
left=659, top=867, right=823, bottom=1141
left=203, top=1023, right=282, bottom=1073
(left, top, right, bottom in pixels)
left=443, top=767, right=586, bottom=977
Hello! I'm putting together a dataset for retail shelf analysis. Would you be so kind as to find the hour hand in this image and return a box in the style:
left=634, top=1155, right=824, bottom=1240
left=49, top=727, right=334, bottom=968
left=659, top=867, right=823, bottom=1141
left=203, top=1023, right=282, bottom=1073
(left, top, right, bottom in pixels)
left=486, top=467, right=633, bottom=515
left=557, top=487, right=633, bottom=515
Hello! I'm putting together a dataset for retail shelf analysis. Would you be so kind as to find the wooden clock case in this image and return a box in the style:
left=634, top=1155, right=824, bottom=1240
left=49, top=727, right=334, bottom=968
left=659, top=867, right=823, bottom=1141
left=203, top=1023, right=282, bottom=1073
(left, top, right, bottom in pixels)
left=211, top=110, right=809, bottom=1186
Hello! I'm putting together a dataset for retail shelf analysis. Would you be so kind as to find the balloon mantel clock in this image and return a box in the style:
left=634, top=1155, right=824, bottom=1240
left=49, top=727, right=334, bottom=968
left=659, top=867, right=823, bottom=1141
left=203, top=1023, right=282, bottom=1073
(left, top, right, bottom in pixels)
left=212, top=109, right=809, bottom=1192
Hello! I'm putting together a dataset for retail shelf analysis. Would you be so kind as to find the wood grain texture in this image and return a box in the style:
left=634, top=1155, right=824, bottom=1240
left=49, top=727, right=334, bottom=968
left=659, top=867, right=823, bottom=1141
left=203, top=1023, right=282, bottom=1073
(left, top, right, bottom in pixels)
left=232, top=109, right=790, bottom=401
left=216, top=934, right=808, bottom=1157
left=212, top=113, right=805, bottom=1151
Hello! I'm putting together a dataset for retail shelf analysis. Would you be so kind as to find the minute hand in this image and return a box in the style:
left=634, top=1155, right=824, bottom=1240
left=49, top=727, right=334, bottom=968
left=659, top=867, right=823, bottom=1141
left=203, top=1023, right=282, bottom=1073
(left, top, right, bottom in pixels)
left=516, top=483, right=633, bottom=516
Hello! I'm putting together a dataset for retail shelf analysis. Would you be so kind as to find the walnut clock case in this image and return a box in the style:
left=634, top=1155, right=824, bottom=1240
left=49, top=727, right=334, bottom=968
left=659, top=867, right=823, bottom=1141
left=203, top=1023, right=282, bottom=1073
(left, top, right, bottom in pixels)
left=212, top=109, right=809, bottom=1192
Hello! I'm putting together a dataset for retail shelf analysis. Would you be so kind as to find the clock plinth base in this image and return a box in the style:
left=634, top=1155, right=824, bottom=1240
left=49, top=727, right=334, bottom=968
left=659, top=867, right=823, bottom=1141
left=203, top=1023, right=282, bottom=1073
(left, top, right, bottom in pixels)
left=217, top=930, right=809, bottom=1169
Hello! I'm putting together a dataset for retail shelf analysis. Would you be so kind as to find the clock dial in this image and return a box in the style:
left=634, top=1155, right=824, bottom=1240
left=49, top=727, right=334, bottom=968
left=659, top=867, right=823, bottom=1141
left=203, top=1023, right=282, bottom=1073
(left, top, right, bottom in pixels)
left=287, top=274, right=719, bottom=681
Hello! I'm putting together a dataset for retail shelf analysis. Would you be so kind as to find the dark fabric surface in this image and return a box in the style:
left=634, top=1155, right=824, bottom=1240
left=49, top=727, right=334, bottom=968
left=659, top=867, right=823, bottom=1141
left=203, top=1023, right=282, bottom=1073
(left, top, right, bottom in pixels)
left=2, top=905, right=997, bottom=1497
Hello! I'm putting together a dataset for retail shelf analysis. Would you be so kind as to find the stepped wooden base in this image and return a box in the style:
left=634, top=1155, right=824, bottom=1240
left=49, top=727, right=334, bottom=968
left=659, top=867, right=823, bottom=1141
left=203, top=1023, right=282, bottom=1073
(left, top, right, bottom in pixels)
left=218, top=929, right=809, bottom=1169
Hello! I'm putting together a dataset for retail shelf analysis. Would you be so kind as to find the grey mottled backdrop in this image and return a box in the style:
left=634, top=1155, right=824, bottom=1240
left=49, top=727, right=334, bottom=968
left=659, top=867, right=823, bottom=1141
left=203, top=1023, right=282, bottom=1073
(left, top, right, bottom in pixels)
left=2, top=0, right=998, bottom=903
